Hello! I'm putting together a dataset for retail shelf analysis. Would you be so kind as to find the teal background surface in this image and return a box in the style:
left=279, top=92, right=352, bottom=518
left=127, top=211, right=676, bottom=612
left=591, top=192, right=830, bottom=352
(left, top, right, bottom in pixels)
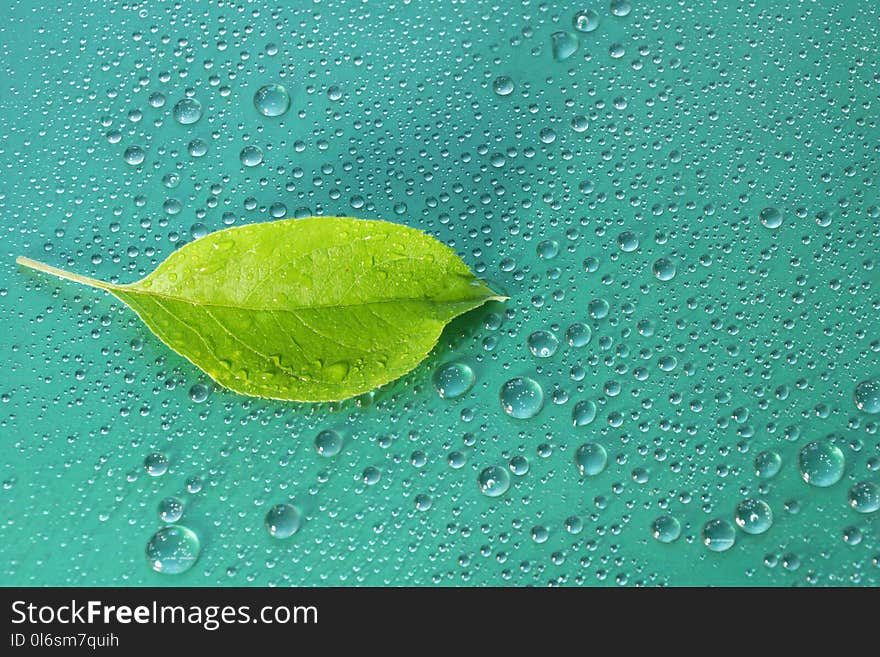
left=1, top=0, right=878, bottom=585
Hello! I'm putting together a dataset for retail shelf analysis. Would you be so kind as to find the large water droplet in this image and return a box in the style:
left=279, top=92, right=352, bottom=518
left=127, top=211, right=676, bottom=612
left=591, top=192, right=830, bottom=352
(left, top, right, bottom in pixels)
left=572, top=399, right=597, bottom=427
left=572, top=9, right=600, bottom=33
left=652, top=257, right=677, bottom=281
left=551, top=31, right=579, bottom=61
left=146, top=525, right=201, bottom=574
left=265, top=503, right=302, bottom=538
left=432, top=362, right=475, bottom=399
left=848, top=481, right=880, bottom=513
left=759, top=207, right=782, bottom=229
left=734, top=499, right=773, bottom=535
left=253, top=83, right=291, bottom=117
left=158, top=496, right=184, bottom=523
left=144, top=452, right=169, bottom=477
left=173, top=98, right=203, bottom=125
left=798, top=440, right=845, bottom=487
left=527, top=330, right=559, bottom=358
left=240, top=145, right=264, bottom=167
left=478, top=465, right=511, bottom=497
left=854, top=378, right=880, bottom=414
left=701, top=519, right=736, bottom=552
left=651, top=515, right=681, bottom=543
left=123, top=145, right=145, bottom=165
left=499, top=377, right=544, bottom=419
left=188, top=383, right=210, bottom=403
left=574, top=442, right=607, bottom=476
left=314, top=429, right=343, bottom=457
left=492, top=76, right=514, bottom=96
left=754, top=450, right=782, bottom=479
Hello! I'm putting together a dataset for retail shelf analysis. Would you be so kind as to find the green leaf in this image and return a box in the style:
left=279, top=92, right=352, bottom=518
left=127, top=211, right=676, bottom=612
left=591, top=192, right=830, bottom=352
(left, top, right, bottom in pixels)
left=17, top=216, right=506, bottom=402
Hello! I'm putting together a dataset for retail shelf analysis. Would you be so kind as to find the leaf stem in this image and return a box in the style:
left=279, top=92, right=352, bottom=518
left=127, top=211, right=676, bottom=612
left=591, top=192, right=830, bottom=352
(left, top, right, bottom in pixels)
left=15, top=256, right=113, bottom=291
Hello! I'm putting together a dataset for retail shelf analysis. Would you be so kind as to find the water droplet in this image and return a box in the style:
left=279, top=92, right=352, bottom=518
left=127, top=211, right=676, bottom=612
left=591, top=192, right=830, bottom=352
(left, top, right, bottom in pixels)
left=617, top=231, right=639, bottom=252
left=158, top=496, right=184, bottom=523
left=848, top=482, right=880, bottom=513
left=362, top=466, right=381, bottom=485
left=190, top=223, right=208, bottom=240
left=531, top=525, right=549, bottom=543
left=842, top=526, right=862, bottom=546
left=537, top=239, right=559, bottom=259
left=574, top=442, right=607, bottom=476
left=314, top=429, right=343, bottom=457
left=551, top=31, right=579, bottom=61
left=499, top=377, right=544, bottom=419
left=527, top=330, right=559, bottom=358
left=701, top=519, right=736, bottom=552
left=240, top=145, right=264, bottom=167
left=478, top=465, right=511, bottom=497
left=173, top=98, right=203, bottom=125
left=610, top=0, right=632, bottom=17
left=734, top=499, right=774, bottom=535
left=651, top=515, right=682, bottom=543
left=759, top=207, right=782, bottom=229
left=565, top=322, right=592, bottom=347
left=326, top=85, right=342, bottom=101
left=146, top=525, right=200, bottom=574
left=572, top=399, right=597, bottom=427
left=798, top=440, right=845, bottom=487
left=414, top=494, right=432, bottom=511
left=432, top=362, right=475, bottom=399
left=265, top=503, right=301, bottom=538
left=652, top=257, right=677, bottom=281
left=253, top=83, right=291, bottom=117
left=123, top=145, right=145, bottom=165
left=493, top=76, right=514, bottom=96
left=509, top=455, right=530, bottom=476
left=754, top=450, right=782, bottom=479
left=187, top=138, right=208, bottom=157
left=188, top=383, right=210, bottom=403
left=573, top=9, right=600, bottom=33
left=854, top=378, right=880, bottom=414
left=144, top=452, right=169, bottom=477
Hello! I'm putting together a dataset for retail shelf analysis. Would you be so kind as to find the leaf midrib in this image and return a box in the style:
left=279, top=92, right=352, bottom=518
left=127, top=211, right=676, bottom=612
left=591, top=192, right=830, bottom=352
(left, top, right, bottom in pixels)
left=116, top=284, right=504, bottom=313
